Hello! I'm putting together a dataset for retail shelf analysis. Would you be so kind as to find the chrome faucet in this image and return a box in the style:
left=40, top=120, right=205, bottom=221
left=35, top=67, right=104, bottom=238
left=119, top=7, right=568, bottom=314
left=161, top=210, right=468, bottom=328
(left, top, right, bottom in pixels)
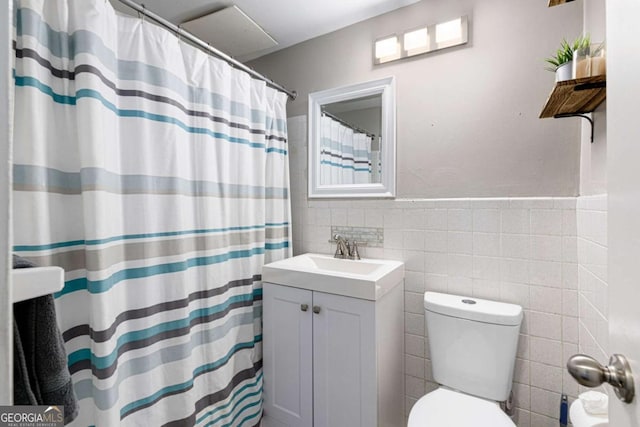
left=333, top=234, right=361, bottom=260
left=333, top=234, right=350, bottom=259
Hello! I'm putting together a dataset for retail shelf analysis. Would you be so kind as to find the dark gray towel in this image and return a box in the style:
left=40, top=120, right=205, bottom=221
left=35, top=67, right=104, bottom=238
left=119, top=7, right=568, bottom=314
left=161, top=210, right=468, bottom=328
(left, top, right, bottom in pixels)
left=13, top=255, right=79, bottom=425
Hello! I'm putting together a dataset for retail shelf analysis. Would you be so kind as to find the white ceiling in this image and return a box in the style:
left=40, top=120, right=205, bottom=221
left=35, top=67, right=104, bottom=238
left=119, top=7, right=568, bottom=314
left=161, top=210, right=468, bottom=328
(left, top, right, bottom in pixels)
left=110, top=0, right=422, bottom=61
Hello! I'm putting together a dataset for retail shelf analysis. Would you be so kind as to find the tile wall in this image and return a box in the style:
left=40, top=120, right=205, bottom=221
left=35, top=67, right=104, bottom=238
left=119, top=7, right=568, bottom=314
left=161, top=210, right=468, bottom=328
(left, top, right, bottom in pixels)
left=576, top=195, right=609, bottom=368
left=286, top=116, right=608, bottom=427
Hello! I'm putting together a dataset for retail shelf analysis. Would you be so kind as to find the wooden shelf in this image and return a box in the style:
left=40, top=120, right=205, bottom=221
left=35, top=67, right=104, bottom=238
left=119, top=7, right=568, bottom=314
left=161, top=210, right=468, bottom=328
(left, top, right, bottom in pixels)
left=548, top=0, right=575, bottom=7
left=539, top=75, right=606, bottom=118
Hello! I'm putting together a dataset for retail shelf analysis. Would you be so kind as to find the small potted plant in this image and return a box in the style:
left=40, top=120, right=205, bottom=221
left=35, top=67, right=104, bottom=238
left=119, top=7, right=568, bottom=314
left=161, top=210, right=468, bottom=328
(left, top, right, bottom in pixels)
left=545, top=34, right=590, bottom=82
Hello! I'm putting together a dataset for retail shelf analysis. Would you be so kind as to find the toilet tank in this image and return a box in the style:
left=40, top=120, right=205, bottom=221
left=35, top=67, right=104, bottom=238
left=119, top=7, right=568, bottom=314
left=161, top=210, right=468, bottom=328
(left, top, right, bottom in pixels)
left=424, top=292, right=523, bottom=402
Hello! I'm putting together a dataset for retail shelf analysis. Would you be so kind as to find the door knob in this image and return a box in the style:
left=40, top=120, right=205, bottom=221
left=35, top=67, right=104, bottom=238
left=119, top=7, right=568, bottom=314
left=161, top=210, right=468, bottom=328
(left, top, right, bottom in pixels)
left=567, top=354, right=635, bottom=403
left=313, top=305, right=321, bottom=314
left=301, top=304, right=309, bottom=312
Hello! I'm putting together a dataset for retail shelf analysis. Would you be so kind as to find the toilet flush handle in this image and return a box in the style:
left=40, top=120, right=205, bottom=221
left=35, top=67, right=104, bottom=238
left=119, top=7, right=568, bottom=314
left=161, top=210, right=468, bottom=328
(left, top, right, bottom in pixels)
left=567, top=354, right=635, bottom=403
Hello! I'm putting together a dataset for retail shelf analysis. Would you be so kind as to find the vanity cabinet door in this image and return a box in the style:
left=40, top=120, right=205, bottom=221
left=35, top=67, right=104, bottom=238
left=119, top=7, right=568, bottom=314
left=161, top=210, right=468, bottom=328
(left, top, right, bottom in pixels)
left=263, top=283, right=313, bottom=427
left=312, top=291, right=376, bottom=427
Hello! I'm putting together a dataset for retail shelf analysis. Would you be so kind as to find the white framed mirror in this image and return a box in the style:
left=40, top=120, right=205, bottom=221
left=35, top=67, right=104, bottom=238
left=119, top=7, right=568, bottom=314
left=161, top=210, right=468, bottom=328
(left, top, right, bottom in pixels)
left=308, top=76, right=396, bottom=198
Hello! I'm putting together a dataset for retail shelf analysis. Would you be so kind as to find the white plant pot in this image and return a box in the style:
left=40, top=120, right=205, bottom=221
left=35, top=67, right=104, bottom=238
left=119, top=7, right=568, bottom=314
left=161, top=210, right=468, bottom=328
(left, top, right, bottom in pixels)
left=555, top=61, right=573, bottom=82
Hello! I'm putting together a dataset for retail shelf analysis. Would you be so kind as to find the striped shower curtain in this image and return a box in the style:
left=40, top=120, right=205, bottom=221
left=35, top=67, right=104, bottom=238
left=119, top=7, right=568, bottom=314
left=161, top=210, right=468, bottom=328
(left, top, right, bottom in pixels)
left=319, top=115, right=372, bottom=185
left=12, top=0, right=290, bottom=425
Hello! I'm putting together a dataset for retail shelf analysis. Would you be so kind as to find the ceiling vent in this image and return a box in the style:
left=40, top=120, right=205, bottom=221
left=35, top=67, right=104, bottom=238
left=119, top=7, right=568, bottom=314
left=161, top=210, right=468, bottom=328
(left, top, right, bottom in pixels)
left=181, top=5, right=277, bottom=60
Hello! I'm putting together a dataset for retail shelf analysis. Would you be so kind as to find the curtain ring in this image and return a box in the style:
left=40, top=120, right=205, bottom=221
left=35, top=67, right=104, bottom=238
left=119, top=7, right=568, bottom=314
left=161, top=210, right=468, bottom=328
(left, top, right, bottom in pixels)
left=141, top=4, right=146, bottom=23
left=177, top=24, right=182, bottom=42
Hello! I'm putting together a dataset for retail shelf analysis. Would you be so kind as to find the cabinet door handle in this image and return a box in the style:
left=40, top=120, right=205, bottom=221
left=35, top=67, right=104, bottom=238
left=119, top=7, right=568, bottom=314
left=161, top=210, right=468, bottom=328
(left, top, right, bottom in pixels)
left=312, top=305, right=321, bottom=314
left=300, top=304, right=309, bottom=312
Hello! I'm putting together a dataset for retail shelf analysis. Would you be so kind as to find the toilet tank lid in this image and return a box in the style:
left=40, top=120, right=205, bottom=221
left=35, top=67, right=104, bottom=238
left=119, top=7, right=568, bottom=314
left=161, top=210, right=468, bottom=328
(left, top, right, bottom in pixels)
left=424, top=292, right=523, bottom=326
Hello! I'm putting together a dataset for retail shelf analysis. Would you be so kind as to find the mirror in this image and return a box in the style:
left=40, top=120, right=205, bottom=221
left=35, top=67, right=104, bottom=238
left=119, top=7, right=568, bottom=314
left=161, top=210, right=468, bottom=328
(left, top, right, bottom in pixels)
left=308, top=77, right=396, bottom=198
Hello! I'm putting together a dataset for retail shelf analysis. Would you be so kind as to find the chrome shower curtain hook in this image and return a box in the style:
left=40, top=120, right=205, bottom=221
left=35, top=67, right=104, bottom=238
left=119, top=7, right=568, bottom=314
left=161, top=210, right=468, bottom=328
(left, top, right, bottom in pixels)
left=140, top=4, right=146, bottom=23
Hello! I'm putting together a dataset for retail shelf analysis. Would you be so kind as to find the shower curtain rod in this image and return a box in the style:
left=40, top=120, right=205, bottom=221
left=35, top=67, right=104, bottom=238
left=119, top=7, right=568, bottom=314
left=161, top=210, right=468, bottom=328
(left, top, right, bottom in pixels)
left=322, top=110, right=377, bottom=139
left=116, top=0, right=298, bottom=101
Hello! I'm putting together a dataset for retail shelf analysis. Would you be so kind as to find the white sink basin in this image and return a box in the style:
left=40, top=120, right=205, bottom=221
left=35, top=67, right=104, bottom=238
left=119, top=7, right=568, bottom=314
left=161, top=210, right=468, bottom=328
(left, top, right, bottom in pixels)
left=262, top=253, right=404, bottom=300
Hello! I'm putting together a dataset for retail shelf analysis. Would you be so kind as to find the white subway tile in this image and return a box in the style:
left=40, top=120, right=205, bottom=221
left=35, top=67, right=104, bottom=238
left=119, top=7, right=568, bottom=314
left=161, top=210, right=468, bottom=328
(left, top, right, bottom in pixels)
left=405, top=355, right=426, bottom=379
left=405, top=375, right=426, bottom=399
left=405, top=313, right=425, bottom=336
left=448, top=254, right=473, bottom=278
left=405, top=291, right=424, bottom=314
left=530, top=336, right=563, bottom=367
left=472, top=279, right=500, bottom=300
left=425, top=273, right=448, bottom=292
left=562, top=290, right=578, bottom=317
left=501, top=234, right=530, bottom=259
left=562, top=236, right=578, bottom=263
left=531, top=209, right=563, bottom=236
left=424, top=252, right=448, bottom=274
left=473, top=209, right=500, bottom=232
left=562, top=368, right=579, bottom=398
left=404, top=250, right=425, bottom=272
left=562, top=263, right=579, bottom=290
left=501, top=208, right=530, bottom=234
left=530, top=362, right=563, bottom=392
left=384, top=229, right=403, bottom=249
left=562, top=316, right=579, bottom=344
left=530, top=387, right=561, bottom=418
left=447, top=209, right=472, bottom=231
left=514, top=358, right=530, bottom=384
left=517, top=333, right=530, bottom=359
left=500, top=282, right=530, bottom=308
left=530, top=286, right=562, bottom=315
left=529, top=261, right=562, bottom=288
left=424, top=209, right=448, bottom=230
left=384, top=208, right=404, bottom=229
left=423, top=230, right=447, bottom=252
left=424, top=359, right=434, bottom=382
left=447, top=276, right=473, bottom=296
left=403, top=209, right=426, bottom=229
left=562, top=209, right=577, bottom=236
left=530, top=410, right=558, bottom=427
left=447, top=231, right=473, bottom=255
left=514, top=409, right=531, bottom=427
left=529, top=312, right=562, bottom=341
left=530, top=235, right=563, bottom=262
left=473, top=232, right=501, bottom=256
left=501, top=258, right=529, bottom=284
left=404, top=230, right=427, bottom=251
left=314, top=207, right=331, bottom=226
left=364, top=209, right=384, bottom=228
left=405, top=333, right=425, bottom=358
left=347, top=208, right=365, bottom=226
left=472, top=256, right=501, bottom=280
left=404, top=271, right=426, bottom=293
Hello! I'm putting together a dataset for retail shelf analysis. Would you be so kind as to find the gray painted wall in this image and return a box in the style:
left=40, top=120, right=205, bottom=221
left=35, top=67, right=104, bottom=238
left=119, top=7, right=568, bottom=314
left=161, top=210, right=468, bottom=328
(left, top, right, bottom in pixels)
left=580, top=0, right=607, bottom=195
left=249, top=0, right=584, bottom=198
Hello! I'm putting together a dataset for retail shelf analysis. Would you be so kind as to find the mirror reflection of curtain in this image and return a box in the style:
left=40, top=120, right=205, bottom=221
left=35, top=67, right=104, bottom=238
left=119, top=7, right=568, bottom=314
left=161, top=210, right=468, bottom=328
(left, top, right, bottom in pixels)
left=320, top=115, right=372, bottom=185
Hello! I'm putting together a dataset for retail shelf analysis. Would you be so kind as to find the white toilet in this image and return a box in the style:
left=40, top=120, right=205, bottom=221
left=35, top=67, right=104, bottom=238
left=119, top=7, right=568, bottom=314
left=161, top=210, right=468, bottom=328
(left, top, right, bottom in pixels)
left=408, top=292, right=523, bottom=427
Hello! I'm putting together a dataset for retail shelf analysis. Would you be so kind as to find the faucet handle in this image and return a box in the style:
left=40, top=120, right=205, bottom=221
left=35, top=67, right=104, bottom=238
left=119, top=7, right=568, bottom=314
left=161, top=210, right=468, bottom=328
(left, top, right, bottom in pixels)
left=350, top=240, right=361, bottom=260
left=333, top=233, right=344, bottom=241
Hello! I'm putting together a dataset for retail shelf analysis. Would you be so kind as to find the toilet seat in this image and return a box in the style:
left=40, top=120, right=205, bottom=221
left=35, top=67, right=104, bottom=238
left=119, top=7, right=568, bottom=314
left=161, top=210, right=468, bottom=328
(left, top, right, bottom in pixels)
left=408, top=387, right=515, bottom=427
